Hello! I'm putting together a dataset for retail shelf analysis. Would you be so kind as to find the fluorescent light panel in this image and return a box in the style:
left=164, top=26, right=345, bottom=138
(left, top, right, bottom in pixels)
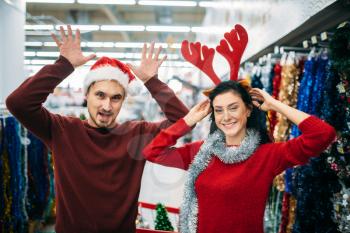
left=138, top=1, right=197, bottom=7
left=25, top=42, right=43, bottom=47
left=36, top=52, right=60, bottom=57
left=100, top=25, right=145, bottom=31
left=77, top=0, right=136, bottom=4
left=30, top=60, right=56, bottom=65
left=25, top=60, right=192, bottom=67
left=24, top=51, right=36, bottom=57
left=26, top=24, right=223, bottom=34
left=198, top=1, right=269, bottom=9
left=55, top=25, right=100, bottom=31
left=25, top=51, right=180, bottom=60
left=26, top=0, right=74, bottom=3
left=146, top=26, right=190, bottom=32
left=25, top=25, right=54, bottom=30
left=191, top=26, right=230, bottom=34
left=27, top=41, right=181, bottom=49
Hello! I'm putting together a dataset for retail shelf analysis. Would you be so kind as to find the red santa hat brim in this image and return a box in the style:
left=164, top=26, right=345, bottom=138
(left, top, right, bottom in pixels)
left=83, top=66, right=130, bottom=94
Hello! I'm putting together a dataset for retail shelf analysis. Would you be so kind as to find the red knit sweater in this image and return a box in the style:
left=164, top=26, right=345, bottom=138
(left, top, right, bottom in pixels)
left=143, top=117, right=336, bottom=233
left=6, top=56, right=189, bottom=233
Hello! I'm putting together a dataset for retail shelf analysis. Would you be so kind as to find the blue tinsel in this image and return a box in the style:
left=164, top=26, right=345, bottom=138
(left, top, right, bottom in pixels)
left=0, top=118, right=4, bottom=220
left=26, top=132, right=49, bottom=221
left=251, top=71, right=264, bottom=89
left=284, top=168, right=293, bottom=194
left=310, top=56, right=329, bottom=116
left=290, top=58, right=315, bottom=138
left=291, top=155, right=341, bottom=233
left=4, top=117, right=26, bottom=232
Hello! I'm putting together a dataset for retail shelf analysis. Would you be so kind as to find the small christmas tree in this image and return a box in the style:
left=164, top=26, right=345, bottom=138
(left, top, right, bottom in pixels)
left=154, top=203, right=174, bottom=231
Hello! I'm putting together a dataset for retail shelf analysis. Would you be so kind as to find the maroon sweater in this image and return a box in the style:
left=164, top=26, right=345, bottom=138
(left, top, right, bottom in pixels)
left=6, top=56, right=188, bottom=233
left=143, top=117, right=336, bottom=233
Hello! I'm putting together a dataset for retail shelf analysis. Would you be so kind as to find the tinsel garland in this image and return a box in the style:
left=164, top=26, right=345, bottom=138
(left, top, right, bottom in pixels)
left=27, top=132, right=50, bottom=221
left=286, top=196, right=296, bottom=233
left=274, top=64, right=300, bottom=142
left=20, top=126, right=29, bottom=223
left=310, top=55, right=329, bottom=115
left=278, top=192, right=291, bottom=233
left=264, top=187, right=283, bottom=233
left=291, top=56, right=330, bottom=137
left=269, top=63, right=282, bottom=134
left=320, top=65, right=342, bottom=128
left=323, top=23, right=350, bottom=229
left=4, top=117, right=27, bottom=232
left=332, top=181, right=350, bottom=232
left=274, top=172, right=285, bottom=192
left=284, top=168, right=293, bottom=194
left=2, top=149, right=13, bottom=233
left=290, top=58, right=315, bottom=138
left=43, top=152, right=56, bottom=222
left=0, top=118, right=4, bottom=221
left=261, top=62, right=274, bottom=94
left=329, top=22, right=350, bottom=79
left=251, top=67, right=263, bottom=89
left=291, top=155, right=341, bottom=233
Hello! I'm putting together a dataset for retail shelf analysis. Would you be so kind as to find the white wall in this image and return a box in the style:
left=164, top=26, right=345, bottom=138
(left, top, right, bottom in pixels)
left=0, top=0, right=25, bottom=104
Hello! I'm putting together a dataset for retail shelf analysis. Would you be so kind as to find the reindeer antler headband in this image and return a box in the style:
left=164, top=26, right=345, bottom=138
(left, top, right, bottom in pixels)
left=181, top=24, right=249, bottom=95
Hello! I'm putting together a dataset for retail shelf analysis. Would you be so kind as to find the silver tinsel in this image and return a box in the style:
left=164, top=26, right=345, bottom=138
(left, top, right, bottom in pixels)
left=179, top=129, right=260, bottom=233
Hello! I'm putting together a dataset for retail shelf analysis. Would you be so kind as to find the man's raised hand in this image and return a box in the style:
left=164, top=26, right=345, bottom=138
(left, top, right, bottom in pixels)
left=51, top=25, right=96, bottom=68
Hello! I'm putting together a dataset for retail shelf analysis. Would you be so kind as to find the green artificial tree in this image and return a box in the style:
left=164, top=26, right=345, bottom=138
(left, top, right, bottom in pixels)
left=154, top=203, right=174, bottom=231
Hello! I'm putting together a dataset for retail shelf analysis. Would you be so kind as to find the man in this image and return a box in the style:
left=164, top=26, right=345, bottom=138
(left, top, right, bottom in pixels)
left=6, top=25, right=188, bottom=233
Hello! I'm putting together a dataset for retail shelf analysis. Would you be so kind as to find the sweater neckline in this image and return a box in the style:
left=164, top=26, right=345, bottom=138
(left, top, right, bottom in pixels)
left=83, top=120, right=120, bottom=133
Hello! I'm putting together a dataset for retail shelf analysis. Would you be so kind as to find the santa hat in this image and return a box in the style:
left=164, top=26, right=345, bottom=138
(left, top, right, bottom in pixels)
left=84, top=56, right=142, bottom=96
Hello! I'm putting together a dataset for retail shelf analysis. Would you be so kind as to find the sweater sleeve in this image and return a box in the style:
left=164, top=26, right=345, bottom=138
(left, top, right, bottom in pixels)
left=271, top=116, right=336, bottom=175
left=143, top=118, right=203, bottom=170
left=139, top=76, right=189, bottom=136
left=5, top=56, right=74, bottom=146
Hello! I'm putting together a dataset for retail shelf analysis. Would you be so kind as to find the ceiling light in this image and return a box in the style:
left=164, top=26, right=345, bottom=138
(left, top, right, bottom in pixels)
left=55, top=25, right=100, bottom=31
left=25, top=25, right=54, bottom=30
left=169, top=43, right=181, bottom=49
left=96, top=52, right=125, bottom=58
left=31, top=60, right=56, bottom=65
left=25, top=42, right=43, bottom=47
left=101, top=25, right=145, bottom=31
left=78, top=0, right=136, bottom=4
left=138, top=1, right=197, bottom=7
left=26, top=0, right=74, bottom=3
left=26, top=41, right=183, bottom=49
left=24, top=52, right=36, bottom=57
left=191, top=26, right=230, bottom=34
left=36, top=52, right=60, bottom=57
left=146, top=26, right=190, bottom=32
left=198, top=1, right=269, bottom=9
left=43, top=42, right=57, bottom=47
left=25, top=31, right=52, bottom=36
left=198, top=1, right=231, bottom=8
left=115, top=42, right=144, bottom=48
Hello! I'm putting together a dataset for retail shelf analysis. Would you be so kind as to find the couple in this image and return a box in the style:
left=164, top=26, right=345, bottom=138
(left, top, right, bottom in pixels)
left=6, top=25, right=336, bottom=233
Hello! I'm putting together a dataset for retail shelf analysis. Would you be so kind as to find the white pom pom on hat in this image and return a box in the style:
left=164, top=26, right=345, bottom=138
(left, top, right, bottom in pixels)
left=84, top=56, right=142, bottom=96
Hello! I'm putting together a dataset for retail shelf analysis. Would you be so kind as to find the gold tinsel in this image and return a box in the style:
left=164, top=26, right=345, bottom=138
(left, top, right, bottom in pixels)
left=273, top=64, right=300, bottom=142
left=286, top=196, right=297, bottom=233
left=273, top=171, right=285, bottom=192
left=2, top=149, right=14, bottom=233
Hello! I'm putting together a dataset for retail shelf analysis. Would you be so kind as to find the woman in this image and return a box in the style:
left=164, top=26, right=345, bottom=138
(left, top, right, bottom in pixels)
left=143, top=80, right=336, bottom=233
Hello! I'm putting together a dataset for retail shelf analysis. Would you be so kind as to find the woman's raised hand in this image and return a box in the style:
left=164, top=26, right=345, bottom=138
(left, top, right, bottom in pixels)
left=183, top=99, right=212, bottom=127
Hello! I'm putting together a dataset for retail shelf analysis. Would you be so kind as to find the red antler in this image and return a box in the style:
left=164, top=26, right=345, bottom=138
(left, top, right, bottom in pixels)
left=181, top=40, right=221, bottom=85
left=216, top=24, right=248, bottom=81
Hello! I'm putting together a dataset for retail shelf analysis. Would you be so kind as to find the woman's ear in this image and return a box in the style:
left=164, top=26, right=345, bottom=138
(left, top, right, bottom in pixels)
left=247, top=104, right=253, bottom=117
